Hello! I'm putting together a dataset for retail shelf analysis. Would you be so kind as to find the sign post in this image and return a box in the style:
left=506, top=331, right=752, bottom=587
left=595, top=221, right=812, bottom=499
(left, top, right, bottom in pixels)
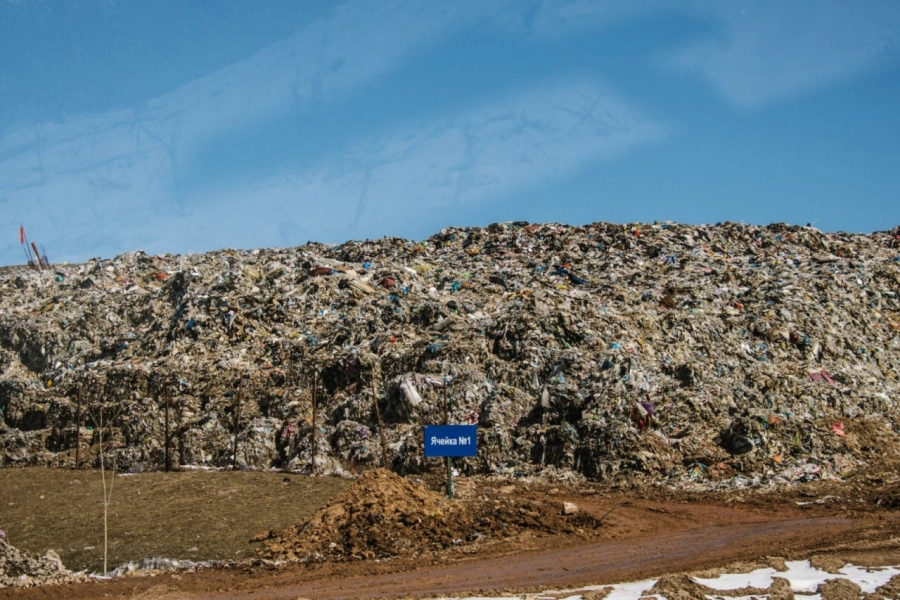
left=424, top=424, right=477, bottom=499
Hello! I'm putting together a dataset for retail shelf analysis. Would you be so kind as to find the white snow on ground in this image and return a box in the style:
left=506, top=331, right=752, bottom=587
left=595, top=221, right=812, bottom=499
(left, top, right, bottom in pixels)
left=432, top=560, right=900, bottom=599
left=429, top=579, right=660, bottom=600
left=694, top=560, right=900, bottom=594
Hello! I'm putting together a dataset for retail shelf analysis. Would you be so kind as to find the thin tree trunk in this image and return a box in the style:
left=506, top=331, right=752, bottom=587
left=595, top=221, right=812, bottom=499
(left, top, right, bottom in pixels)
left=91, top=399, right=121, bottom=575
left=164, top=387, right=171, bottom=472
left=97, top=410, right=112, bottom=574
left=74, top=387, right=81, bottom=470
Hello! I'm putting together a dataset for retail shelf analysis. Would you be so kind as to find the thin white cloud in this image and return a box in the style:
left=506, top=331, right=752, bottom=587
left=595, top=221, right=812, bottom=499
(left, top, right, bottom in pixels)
left=12, top=0, right=893, bottom=263
left=190, top=79, right=663, bottom=247
left=666, top=1, right=900, bottom=110
left=1, top=0, right=487, bottom=155
left=0, top=0, right=493, bottom=184
left=0, top=0, right=666, bottom=265
left=498, top=0, right=667, bottom=37
left=0, top=0, right=498, bottom=263
left=501, top=0, right=900, bottom=111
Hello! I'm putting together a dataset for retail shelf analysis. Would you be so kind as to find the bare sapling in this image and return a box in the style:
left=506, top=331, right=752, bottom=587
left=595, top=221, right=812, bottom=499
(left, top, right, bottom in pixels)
left=88, top=395, right=125, bottom=574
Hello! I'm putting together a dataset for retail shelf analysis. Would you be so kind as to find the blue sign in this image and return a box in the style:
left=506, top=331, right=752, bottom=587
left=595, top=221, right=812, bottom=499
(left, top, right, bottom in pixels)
left=424, top=425, right=477, bottom=457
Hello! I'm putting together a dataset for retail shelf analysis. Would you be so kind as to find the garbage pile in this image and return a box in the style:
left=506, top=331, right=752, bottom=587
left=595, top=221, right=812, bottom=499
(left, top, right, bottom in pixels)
left=1, top=221, right=899, bottom=487
left=0, top=535, right=77, bottom=588
left=254, top=468, right=598, bottom=561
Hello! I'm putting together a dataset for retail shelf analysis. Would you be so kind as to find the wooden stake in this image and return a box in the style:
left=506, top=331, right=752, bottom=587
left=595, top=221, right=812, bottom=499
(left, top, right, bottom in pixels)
left=30, top=241, right=42, bottom=270
left=372, top=377, right=389, bottom=470
left=232, top=377, right=243, bottom=470
left=447, top=456, right=453, bottom=500
left=164, top=386, right=171, bottom=472
left=443, top=378, right=452, bottom=499
left=74, top=386, right=81, bottom=470
left=311, top=371, right=318, bottom=474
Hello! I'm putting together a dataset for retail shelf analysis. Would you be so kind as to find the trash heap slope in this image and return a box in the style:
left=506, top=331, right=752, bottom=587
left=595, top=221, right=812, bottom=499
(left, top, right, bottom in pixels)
left=1, top=221, right=899, bottom=487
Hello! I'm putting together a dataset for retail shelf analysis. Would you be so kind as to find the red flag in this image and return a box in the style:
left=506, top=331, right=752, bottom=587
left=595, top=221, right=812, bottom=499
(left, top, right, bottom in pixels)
left=19, top=226, right=24, bottom=245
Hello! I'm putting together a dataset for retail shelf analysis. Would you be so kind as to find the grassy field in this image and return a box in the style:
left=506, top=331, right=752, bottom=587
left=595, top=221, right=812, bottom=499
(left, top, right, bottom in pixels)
left=0, top=468, right=350, bottom=572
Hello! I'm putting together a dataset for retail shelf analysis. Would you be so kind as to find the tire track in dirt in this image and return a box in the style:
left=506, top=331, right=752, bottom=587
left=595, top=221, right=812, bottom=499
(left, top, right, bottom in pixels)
left=196, top=517, right=855, bottom=600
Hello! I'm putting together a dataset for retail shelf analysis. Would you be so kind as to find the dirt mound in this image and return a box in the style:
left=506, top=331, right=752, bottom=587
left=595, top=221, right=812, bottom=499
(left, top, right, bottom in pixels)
left=257, top=469, right=600, bottom=561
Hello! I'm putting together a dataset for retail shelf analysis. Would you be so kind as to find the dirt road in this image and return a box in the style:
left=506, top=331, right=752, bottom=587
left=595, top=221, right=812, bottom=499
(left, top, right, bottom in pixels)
left=198, top=516, right=857, bottom=600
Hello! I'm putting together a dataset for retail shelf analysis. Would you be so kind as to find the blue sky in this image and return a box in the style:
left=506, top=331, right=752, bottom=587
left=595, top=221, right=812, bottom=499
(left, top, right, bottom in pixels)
left=1, top=0, right=898, bottom=265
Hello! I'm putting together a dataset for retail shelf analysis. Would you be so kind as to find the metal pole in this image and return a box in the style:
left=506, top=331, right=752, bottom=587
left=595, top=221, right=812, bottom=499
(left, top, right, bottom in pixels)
left=232, top=376, right=243, bottom=470
left=311, top=371, right=318, bottom=474
left=30, top=241, right=42, bottom=271
left=74, top=386, right=81, bottom=470
left=444, top=378, right=452, bottom=499
left=447, top=457, right=453, bottom=500
left=372, top=377, right=389, bottom=470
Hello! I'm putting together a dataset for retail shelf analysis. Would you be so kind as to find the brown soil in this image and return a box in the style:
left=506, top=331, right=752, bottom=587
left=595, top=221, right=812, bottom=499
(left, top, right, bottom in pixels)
left=256, top=469, right=600, bottom=562
left=4, top=471, right=900, bottom=599
left=0, top=468, right=349, bottom=571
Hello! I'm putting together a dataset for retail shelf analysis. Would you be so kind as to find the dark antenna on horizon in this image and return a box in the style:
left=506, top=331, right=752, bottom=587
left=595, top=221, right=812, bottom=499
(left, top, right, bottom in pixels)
left=19, top=225, right=51, bottom=269
left=20, top=225, right=35, bottom=266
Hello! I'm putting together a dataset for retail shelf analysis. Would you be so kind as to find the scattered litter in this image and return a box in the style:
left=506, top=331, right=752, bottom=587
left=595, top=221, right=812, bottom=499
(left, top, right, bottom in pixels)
left=0, top=221, right=898, bottom=488
left=0, top=536, right=83, bottom=588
